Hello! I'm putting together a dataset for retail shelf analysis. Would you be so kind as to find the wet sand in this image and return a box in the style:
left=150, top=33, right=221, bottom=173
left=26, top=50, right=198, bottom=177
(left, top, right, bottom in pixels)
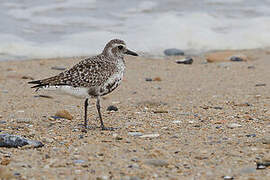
left=0, top=49, right=270, bottom=179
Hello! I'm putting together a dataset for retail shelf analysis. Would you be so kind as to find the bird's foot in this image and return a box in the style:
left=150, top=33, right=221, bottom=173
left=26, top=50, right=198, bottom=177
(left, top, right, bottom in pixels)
left=100, top=126, right=117, bottom=131
left=79, top=124, right=97, bottom=133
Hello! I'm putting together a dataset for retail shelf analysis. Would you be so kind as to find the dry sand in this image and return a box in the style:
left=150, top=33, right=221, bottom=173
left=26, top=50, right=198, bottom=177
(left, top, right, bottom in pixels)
left=0, top=49, right=269, bottom=179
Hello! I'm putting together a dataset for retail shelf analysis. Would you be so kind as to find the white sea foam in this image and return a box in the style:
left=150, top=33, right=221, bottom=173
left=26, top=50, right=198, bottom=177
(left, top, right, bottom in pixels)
left=0, top=0, right=270, bottom=61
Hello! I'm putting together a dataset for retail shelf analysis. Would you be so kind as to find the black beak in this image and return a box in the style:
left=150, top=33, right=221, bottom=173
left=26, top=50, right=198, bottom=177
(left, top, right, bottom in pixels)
left=125, top=49, right=138, bottom=56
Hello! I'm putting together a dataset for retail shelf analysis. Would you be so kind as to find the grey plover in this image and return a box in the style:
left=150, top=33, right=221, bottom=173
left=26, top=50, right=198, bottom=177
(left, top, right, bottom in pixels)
left=28, top=39, right=138, bottom=131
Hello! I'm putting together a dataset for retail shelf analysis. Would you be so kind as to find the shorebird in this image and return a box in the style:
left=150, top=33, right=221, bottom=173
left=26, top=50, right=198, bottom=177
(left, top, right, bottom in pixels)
left=28, top=39, right=138, bottom=131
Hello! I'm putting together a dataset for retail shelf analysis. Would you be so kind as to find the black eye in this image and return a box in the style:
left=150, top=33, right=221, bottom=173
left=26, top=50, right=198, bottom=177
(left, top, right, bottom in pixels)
left=118, top=45, right=123, bottom=50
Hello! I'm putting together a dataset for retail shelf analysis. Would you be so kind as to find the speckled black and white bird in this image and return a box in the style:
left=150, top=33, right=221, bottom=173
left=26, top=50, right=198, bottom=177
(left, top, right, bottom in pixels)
left=28, top=39, right=138, bottom=131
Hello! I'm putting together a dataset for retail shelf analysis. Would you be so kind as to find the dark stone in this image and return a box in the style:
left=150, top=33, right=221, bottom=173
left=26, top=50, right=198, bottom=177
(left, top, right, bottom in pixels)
left=145, top=78, right=152, bottom=82
left=255, top=83, right=266, bottom=87
left=230, top=56, right=244, bottom=62
left=248, top=65, right=255, bottom=69
left=213, top=106, right=223, bottom=110
left=256, top=161, right=270, bottom=169
left=107, top=105, right=118, bottom=111
left=0, top=134, right=43, bottom=148
left=246, top=134, right=256, bottom=137
left=175, top=57, right=193, bottom=64
left=164, top=48, right=184, bottom=56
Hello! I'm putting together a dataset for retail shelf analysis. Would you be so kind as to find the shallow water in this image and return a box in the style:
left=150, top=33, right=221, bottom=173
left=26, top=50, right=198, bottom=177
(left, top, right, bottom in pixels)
left=0, top=0, right=270, bottom=60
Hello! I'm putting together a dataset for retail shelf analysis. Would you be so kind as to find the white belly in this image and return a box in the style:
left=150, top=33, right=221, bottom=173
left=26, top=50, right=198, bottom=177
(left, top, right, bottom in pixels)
left=42, top=85, right=90, bottom=99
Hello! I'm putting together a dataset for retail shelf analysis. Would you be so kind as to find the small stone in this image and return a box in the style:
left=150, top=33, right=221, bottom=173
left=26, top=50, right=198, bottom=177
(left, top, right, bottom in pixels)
left=213, top=106, right=223, bottom=110
left=164, top=48, right=184, bottom=56
left=131, top=158, right=139, bottom=162
left=96, top=176, right=108, bottom=180
left=128, top=132, right=143, bottom=137
left=255, top=83, right=266, bottom=87
left=145, top=159, right=169, bottom=167
left=55, top=110, right=73, bottom=120
left=21, top=76, right=34, bottom=80
left=128, top=164, right=139, bottom=168
left=34, top=95, right=53, bottom=99
left=246, top=134, right=256, bottom=138
left=0, top=134, right=43, bottom=148
left=206, top=51, right=247, bottom=63
left=172, top=120, right=181, bottom=124
left=175, top=57, right=193, bottom=64
left=227, top=123, right=242, bottom=128
left=145, top=78, right=152, bottom=82
left=235, top=102, right=251, bottom=107
left=107, top=105, right=118, bottom=111
left=153, top=77, right=161, bottom=81
left=256, top=161, right=270, bottom=169
left=73, top=160, right=85, bottom=164
left=51, top=66, right=66, bottom=70
left=248, top=65, right=255, bottom=69
left=140, top=134, right=160, bottom=138
left=153, top=110, right=168, bottom=113
left=230, top=56, right=245, bottom=62
left=223, top=175, right=234, bottom=180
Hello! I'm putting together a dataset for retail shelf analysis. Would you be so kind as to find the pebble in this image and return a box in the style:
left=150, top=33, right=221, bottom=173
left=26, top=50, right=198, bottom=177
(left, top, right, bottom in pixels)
left=128, top=132, right=143, bottom=137
left=248, top=65, right=255, bottom=69
left=128, top=163, right=139, bottom=168
left=227, top=123, right=242, bottom=128
left=206, top=51, right=247, bottom=63
left=175, top=57, right=193, bottom=64
left=172, top=120, right=181, bottom=124
left=73, top=160, right=85, bottom=164
left=153, top=110, right=168, bottom=113
left=0, top=134, right=43, bottom=148
left=256, top=161, right=270, bottom=169
left=107, top=105, right=118, bottom=111
left=21, top=75, right=34, bottom=80
left=145, top=78, right=152, bottom=81
left=153, top=77, right=162, bottom=81
left=230, top=55, right=245, bottom=62
left=34, top=95, right=53, bottom=99
left=246, top=134, right=256, bottom=138
left=164, top=48, right=184, bottom=56
left=223, top=176, right=234, bottom=180
left=145, top=159, right=169, bottom=167
left=255, top=83, right=266, bottom=87
left=55, top=110, right=73, bottom=120
left=140, top=134, right=160, bottom=138
left=51, top=66, right=66, bottom=70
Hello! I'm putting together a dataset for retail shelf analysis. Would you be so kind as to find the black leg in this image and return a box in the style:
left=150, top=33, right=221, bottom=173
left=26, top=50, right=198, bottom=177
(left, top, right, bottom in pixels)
left=96, top=96, right=115, bottom=131
left=84, top=98, right=88, bottom=129
left=96, top=96, right=105, bottom=129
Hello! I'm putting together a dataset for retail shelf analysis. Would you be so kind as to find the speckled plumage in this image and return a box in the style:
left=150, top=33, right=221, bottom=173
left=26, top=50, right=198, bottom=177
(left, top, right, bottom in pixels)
left=29, top=39, right=138, bottom=131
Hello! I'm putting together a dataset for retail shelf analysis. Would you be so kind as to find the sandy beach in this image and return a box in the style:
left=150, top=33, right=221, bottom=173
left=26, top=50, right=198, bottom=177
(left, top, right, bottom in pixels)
left=0, top=48, right=270, bottom=179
